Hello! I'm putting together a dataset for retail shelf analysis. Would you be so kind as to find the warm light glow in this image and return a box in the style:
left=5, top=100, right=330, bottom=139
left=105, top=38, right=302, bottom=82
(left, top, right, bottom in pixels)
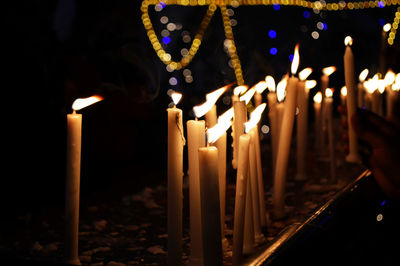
left=378, top=79, right=386, bottom=94
left=305, top=80, right=317, bottom=89
left=239, top=88, right=256, bottom=104
left=383, top=23, right=391, bottom=32
left=72, top=95, right=103, bottom=111
left=364, top=76, right=378, bottom=94
left=299, top=68, right=313, bottom=81
left=265, top=75, right=276, bottom=92
left=359, top=69, right=369, bottom=82
left=218, top=107, right=234, bottom=123
left=234, top=85, right=248, bottom=96
left=313, top=91, right=322, bottom=103
left=244, top=103, right=266, bottom=133
left=207, top=118, right=231, bottom=144
left=322, top=66, right=336, bottom=76
left=384, top=70, right=396, bottom=86
left=344, top=36, right=353, bottom=46
left=276, top=77, right=287, bottom=102
left=341, top=86, right=347, bottom=97
left=325, top=88, right=333, bottom=98
left=254, top=81, right=268, bottom=94
left=171, top=92, right=182, bottom=105
left=193, top=86, right=227, bottom=118
left=291, top=44, right=300, bottom=75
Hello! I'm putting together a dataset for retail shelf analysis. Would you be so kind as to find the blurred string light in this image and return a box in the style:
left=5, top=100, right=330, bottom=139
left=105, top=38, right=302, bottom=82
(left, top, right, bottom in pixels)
left=141, top=0, right=400, bottom=85
left=268, top=29, right=277, bottom=38
left=270, top=47, right=278, bottom=55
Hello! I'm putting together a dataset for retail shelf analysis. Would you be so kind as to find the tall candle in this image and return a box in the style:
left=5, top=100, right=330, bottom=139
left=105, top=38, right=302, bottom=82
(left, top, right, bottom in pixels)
left=320, top=66, right=336, bottom=158
left=233, top=101, right=247, bottom=169
left=186, top=119, right=205, bottom=265
left=340, top=87, right=348, bottom=124
left=295, top=68, right=313, bottom=181
left=313, top=92, right=322, bottom=154
left=358, top=69, right=369, bottom=108
left=243, top=172, right=255, bottom=255
left=343, top=36, right=361, bottom=163
left=254, top=126, right=266, bottom=229
left=167, top=92, right=185, bottom=266
left=199, top=146, right=222, bottom=266
left=205, top=105, right=217, bottom=128
left=65, top=95, right=103, bottom=265
left=325, top=89, right=336, bottom=183
left=232, top=134, right=250, bottom=266
left=231, top=85, right=248, bottom=169
left=254, top=81, right=267, bottom=107
left=273, top=44, right=300, bottom=219
left=273, top=76, right=287, bottom=173
left=266, top=76, right=277, bottom=174
left=383, top=70, right=396, bottom=117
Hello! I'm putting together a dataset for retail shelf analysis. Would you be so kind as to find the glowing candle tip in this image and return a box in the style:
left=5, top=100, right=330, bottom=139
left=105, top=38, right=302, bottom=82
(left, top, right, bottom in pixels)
left=72, top=95, right=103, bottom=111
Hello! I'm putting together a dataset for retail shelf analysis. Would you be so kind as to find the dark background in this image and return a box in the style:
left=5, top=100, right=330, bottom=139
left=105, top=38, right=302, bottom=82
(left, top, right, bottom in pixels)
left=2, top=0, right=399, bottom=224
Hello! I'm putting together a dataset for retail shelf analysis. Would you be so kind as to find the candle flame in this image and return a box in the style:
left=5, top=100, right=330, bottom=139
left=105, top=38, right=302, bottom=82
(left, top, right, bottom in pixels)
left=325, top=88, right=333, bottom=98
left=341, top=86, right=347, bottom=97
left=72, top=95, right=103, bottom=111
left=233, top=85, right=248, bottom=96
left=193, top=86, right=227, bottom=118
left=383, top=23, right=391, bottom=32
left=244, top=103, right=266, bottom=133
left=364, top=76, right=378, bottom=94
left=239, top=88, right=256, bottom=104
left=359, top=69, right=369, bottom=82
left=322, top=66, right=336, bottom=77
left=384, top=69, right=396, bottom=86
left=276, top=76, right=287, bottom=102
left=305, top=80, right=317, bottom=89
left=378, top=79, right=386, bottom=94
left=299, top=68, right=313, bottom=81
left=207, top=109, right=233, bottom=144
left=291, top=44, right=300, bottom=75
left=313, top=91, right=322, bottom=104
left=265, top=75, right=276, bottom=92
left=171, top=92, right=183, bottom=105
left=254, top=81, right=268, bottom=94
left=344, top=36, right=353, bottom=46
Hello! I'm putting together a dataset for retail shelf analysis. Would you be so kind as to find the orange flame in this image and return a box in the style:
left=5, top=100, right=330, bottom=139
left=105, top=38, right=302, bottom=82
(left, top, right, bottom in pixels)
left=291, top=44, right=300, bottom=75
left=299, top=68, right=313, bottom=81
left=244, top=103, right=266, bottom=133
left=207, top=108, right=233, bottom=144
left=254, top=81, right=268, bottom=94
left=383, top=23, right=391, bottom=32
left=193, top=86, right=227, bottom=118
left=325, top=88, right=333, bottom=98
left=359, top=69, right=369, bottom=82
left=344, top=36, right=353, bottom=46
left=239, top=88, right=256, bottom=104
left=265, top=75, right=276, bottom=92
left=72, top=95, right=103, bottom=111
left=233, top=85, right=248, bottom=96
left=341, top=86, right=347, bottom=97
left=322, top=66, right=336, bottom=76
left=171, top=92, right=182, bottom=106
left=305, top=80, right=317, bottom=89
left=384, top=70, right=396, bottom=86
left=313, top=92, right=322, bottom=103
left=276, top=76, right=287, bottom=102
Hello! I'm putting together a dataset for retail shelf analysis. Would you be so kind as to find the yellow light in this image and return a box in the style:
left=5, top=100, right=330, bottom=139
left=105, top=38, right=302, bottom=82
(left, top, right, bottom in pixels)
left=254, top=81, right=268, bottom=94
left=325, top=88, right=333, bottom=98
left=265, top=75, right=276, bottom=92
left=239, top=88, right=256, bottom=104
left=276, top=76, right=287, bottom=102
left=299, top=67, right=313, bottom=81
left=341, top=86, right=347, bottom=97
left=359, top=69, right=369, bottom=82
left=384, top=23, right=392, bottom=32
left=344, top=36, right=353, bottom=46
left=313, top=91, right=322, bottom=103
left=291, top=43, right=300, bottom=75
left=72, top=95, right=103, bottom=111
left=244, top=103, right=266, bottom=133
left=171, top=92, right=183, bottom=105
left=305, top=80, right=317, bottom=89
left=322, top=66, right=336, bottom=76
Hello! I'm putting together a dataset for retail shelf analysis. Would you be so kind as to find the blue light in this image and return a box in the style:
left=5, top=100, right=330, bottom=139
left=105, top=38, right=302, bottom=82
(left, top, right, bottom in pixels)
left=270, top=47, right=278, bottom=55
left=378, top=1, right=384, bottom=8
left=160, top=2, right=166, bottom=8
left=381, top=200, right=386, bottom=206
left=273, top=4, right=280, bottom=10
left=303, top=11, right=310, bottom=19
left=162, top=36, right=171, bottom=44
left=289, top=54, right=294, bottom=62
left=268, top=30, right=277, bottom=39
left=379, top=18, right=385, bottom=26
left=323, top=23, right=328, bottom=30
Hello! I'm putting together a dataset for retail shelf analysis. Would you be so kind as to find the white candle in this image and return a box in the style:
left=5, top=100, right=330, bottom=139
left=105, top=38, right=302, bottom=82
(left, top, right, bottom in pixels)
left=273, top=44, right=300, bottom=219
left=358, top=69, right=369, bottom=108
left=313, top=92, right=322, bottom=154
left=254, top=126, right=266, bottom=229
left=205, top=105, right=217, bottom=128
left=186, top=119, right=205, bottom=265
left=232, top=134, right=250, bottom=265
left=343, top=36, right=361, bottom=163
left=254, top=81, right=267, bottom=107
left=167, top=92, right=185, bottom=266
left=340, top=86, right=348, bottom=124
left=232, top=85, right=248, bottom=169
left=320, top=66, right=336, bottom=158
left=243, top=171, right=255, bottom=255
left=295, top=69, right=313, bottom=181
left=65, top=95, right=103, bottom=265
left=273, top=76, right=287, bottom=173
left=198, top=146, right=222, bottom=266
left=325, top=89, right=336, bottom=183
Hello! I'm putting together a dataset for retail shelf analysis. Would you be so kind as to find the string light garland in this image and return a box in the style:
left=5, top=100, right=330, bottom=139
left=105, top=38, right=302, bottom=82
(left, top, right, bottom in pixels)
left=141, top=0, right=400, bottom=84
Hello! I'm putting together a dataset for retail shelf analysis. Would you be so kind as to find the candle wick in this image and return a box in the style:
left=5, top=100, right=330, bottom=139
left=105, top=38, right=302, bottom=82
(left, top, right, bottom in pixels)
left=72, top=109, right=76, bottom=115
left=195, top=117, right=198, bottom=121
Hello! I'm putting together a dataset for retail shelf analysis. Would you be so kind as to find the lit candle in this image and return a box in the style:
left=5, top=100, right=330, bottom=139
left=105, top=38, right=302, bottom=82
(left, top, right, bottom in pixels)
left=66, top=95, right=103, bottom=265
left=343, top=36, right=361, bottom=163
left=207, top=108, right=233, bottom=248
left=340, top=86, right=348, bottom=124
left=325, top=88, right=336, bottom=183
left=245, top=104, right=267, bottom=243
left=232, top=134, right=250, bottom=265
left=198, top=143, right=222, bottom=266
left=384, top=70, right=396, bottom=118
left=167, top=92, right=185, bottom=266
left=273, top=76, right=287, bottom=174
left=295, top=68, right=313, bottom=181
left=194, top=86, right=228, bottom=129
left=265, top=76, right=277, bottom=174
left=273, top=44, right=300, bottom=219
left=320, top=66, right=336, bottom=158
left=232, top=85, right=248, bottom=169
left=388, top=73, right=400, bottom=118
left=313, top=92, right=322, bottom=154
left=358, top=69, right=369, bottom=108
left=186, top=117, right=205, bottom=265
